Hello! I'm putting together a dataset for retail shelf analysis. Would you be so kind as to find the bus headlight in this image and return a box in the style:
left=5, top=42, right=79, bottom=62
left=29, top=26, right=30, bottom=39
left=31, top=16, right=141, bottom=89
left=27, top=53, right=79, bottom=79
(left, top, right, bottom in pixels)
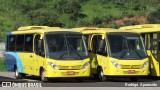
left=141, top=61, right=149, bottom=68
left=82, top=61, right=90, bottom=69
left=110, top=60, right=121, bottom=68
left=47, top=62, right=59, bottom=70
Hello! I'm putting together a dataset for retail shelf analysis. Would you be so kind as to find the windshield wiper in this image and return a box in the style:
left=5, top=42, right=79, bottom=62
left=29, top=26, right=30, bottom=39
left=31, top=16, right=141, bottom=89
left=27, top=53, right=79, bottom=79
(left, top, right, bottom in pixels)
left=70, top=50, right=83, bottom=59
left=120, top=49, right=129, bottom=58
left=58, top=52, right=68, bottom=59
left=129, top=45, right=142, bottom=58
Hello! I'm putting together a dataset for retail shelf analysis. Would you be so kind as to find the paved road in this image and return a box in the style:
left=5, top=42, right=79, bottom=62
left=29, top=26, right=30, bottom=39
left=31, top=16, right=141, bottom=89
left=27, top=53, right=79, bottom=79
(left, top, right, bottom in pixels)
left=0, top=72, right=160, bottom=87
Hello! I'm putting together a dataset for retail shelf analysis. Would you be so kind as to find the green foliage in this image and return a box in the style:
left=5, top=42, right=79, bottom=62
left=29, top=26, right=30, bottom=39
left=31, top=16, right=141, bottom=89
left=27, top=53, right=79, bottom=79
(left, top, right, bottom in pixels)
left=0, top=60, right=6, bottom=72
left=0, top=0, right=160, bottom=41
left=147, top=6, right=160, bottom=23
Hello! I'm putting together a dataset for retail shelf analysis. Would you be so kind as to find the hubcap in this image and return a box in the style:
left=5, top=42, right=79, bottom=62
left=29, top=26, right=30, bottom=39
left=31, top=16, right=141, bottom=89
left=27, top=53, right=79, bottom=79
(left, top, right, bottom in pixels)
left=100, top=70, right=104, bottom=77
left=41, top=71, right=45, bottom=80
left=99, top=69, right=103, bottom=79
left=15, top=68, right=18, bottom=77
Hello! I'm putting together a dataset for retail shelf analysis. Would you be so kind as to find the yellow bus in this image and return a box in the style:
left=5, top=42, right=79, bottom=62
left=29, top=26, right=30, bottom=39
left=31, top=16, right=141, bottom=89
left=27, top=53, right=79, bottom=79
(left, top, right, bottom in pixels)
left=5, top=26, right=90, bottom=82
left=73, top=27, right=149, bottom=81
left=120, top=24, right=160, bottom=77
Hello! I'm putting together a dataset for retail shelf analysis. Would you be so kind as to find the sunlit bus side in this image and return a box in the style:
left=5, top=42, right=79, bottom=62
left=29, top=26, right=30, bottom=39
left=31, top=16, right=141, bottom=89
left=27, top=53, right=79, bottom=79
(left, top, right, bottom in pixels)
left=5, top=26, right=90, bottom=82
left=73, top=27, right=149, bottom=81
left=120, top=24, right=160, bottom=77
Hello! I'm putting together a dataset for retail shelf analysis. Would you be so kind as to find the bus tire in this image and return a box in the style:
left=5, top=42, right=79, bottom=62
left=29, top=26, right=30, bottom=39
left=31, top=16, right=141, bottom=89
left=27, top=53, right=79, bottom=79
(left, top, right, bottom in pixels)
left=40, top=69, right=48, bottom=82
left=130, top=77, right=138, bottom=82
left=15, top=67, right=23, bottom=79
left=98, top=68, right=106, bottom=81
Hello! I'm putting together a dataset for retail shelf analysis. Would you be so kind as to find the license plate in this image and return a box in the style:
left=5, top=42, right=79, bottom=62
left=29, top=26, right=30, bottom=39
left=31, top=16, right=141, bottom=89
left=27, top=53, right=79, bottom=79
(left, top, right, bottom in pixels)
left=67, top=71, right=75, bottom=75
left=128, top=70, right=135, bottom=74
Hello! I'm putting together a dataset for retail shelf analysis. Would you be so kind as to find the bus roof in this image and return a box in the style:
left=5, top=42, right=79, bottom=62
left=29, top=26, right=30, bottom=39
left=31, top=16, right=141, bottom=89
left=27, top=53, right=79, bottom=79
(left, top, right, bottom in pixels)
left=72, top=27, right=139, bottom=34
left=119, top=24, right=160, bottom=33
left=8, top=26, right=81, bottom=35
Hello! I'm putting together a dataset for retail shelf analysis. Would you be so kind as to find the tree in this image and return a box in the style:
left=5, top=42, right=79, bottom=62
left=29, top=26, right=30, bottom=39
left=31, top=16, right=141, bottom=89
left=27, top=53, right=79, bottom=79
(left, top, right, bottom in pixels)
left=54, top=0, right=83, bottom=20
left=147, top=7, right=160, bottom=23
left=28, top=8, right=62, bottom=26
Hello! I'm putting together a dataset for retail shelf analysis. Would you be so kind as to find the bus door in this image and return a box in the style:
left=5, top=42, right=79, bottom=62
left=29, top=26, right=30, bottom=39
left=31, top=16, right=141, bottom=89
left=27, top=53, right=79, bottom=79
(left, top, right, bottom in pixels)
left=157, top=32, right=160, bottom=76
left=33, top=34, right=45, bottom=76
left=146, top=33, right=160, bottom=76
left=90, top=34, right=107, bottom=74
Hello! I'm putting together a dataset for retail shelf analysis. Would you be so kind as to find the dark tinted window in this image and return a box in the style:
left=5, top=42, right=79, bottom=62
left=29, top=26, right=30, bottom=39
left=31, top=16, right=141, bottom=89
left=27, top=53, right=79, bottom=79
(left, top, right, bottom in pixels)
left=16, top=35, right=24, bottom=51
left=91, top=35, right=102, bottom=53
left=24, top=34, right=33, bottom=52
left=84, top=34, right=90, bottom=49
left=8, top=35, right=16, bottom=51
left=34, top=35, right=40, bottom=55
left=91, top=35, right=97, bottom=53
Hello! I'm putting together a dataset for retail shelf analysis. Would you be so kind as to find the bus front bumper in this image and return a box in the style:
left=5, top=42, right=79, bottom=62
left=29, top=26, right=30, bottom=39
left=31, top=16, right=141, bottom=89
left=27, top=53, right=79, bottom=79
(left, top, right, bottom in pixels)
left=103, top=68, right=149, bottom=76
left=45, top=66, right=90, bottom=78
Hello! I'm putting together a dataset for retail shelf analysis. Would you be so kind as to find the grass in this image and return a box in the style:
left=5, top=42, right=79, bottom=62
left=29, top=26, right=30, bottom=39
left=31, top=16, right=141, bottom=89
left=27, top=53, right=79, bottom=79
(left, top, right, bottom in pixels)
left=0, top=59, right=7, bottom=72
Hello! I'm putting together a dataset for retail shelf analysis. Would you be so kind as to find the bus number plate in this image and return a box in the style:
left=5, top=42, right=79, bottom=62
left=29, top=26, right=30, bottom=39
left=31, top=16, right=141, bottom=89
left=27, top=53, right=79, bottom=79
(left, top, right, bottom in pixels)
left=67, top=71, right=75, bottom=75
left=128, top=70, right=135, bottom=74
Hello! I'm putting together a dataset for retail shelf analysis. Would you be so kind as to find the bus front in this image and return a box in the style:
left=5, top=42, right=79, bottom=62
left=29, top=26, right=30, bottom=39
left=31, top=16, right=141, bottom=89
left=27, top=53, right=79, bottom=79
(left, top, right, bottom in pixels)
left=106, top=32, right=149, bottom=81
left=43, top=32, right=90, bottom=81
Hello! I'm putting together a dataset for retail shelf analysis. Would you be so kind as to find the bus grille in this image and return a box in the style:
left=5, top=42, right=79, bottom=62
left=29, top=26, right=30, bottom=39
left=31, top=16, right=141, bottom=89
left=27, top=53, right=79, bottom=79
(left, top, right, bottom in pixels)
left=121, top=65, right=141, bottom=69
left=58, top=65, right=82, bottom=70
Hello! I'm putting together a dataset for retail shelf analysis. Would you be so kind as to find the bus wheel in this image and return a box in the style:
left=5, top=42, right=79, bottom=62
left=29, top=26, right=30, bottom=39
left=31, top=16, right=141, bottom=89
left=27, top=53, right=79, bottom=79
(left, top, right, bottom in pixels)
left=40, top=69, right=48, bottom=82
left=130, top=77, right=138, bottom=82
left=15, top=67, right=23, bottom=79
left=98, top=68, right=106, bottom=81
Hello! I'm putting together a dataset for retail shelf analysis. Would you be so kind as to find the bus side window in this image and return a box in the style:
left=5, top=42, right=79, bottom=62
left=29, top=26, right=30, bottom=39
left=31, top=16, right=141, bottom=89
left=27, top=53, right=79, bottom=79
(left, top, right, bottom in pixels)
left=91, top=35, right=98, bottom=53
left=149, top=33, right=158, bottom=59
left=91, top=35, right=107, bottom=55
left=8, top=35, right=16, bottom=51
left=34, top=35, right=39, bottom=55
left=84, top=34, right=89, bottom=49
left=141, top=34, right=147, bottom=49
left=97, top=38, right=107, bottom=56
left=34, top=35, right=45, bottom=57
left=16, top=35, right=24, bottom=51
left=39, top=39, right=45, bottom=57
left=24, top=34, right=33, bottom=52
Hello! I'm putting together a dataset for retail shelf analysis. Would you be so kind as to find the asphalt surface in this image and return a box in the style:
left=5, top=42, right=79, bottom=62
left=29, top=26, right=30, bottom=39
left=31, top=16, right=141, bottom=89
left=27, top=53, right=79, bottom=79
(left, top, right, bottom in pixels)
left=0, top=72, right=160, bottom=87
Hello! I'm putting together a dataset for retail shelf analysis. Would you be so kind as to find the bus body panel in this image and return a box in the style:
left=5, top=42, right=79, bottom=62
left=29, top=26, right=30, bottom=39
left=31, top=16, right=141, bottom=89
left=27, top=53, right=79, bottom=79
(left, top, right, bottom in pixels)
left=120, top=24, right=160, bottom=77
left=75, top=27, right=149, bottom=77
left=5, top=26, right=90, bottom=79
left=147, top=50, right=160, bottom=76
left=5, top=52, right=24, bottom=73
left=90, top=53, right=149, bottom=76
left=45, top=59, right=90, bottom=77
left=103, top=58, right=149, bottom=76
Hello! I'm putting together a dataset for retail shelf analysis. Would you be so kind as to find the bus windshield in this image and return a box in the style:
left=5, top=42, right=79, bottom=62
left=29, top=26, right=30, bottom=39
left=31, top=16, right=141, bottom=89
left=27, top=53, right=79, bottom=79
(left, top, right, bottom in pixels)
left=45, top=32, right=88, bottom=60
left=107, top=33, right=147, bottom=59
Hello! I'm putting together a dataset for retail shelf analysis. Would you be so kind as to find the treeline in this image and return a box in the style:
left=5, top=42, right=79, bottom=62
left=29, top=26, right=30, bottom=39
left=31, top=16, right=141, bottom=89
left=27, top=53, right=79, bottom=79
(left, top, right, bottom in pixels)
left=0, top=0, right=160, bottom=41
